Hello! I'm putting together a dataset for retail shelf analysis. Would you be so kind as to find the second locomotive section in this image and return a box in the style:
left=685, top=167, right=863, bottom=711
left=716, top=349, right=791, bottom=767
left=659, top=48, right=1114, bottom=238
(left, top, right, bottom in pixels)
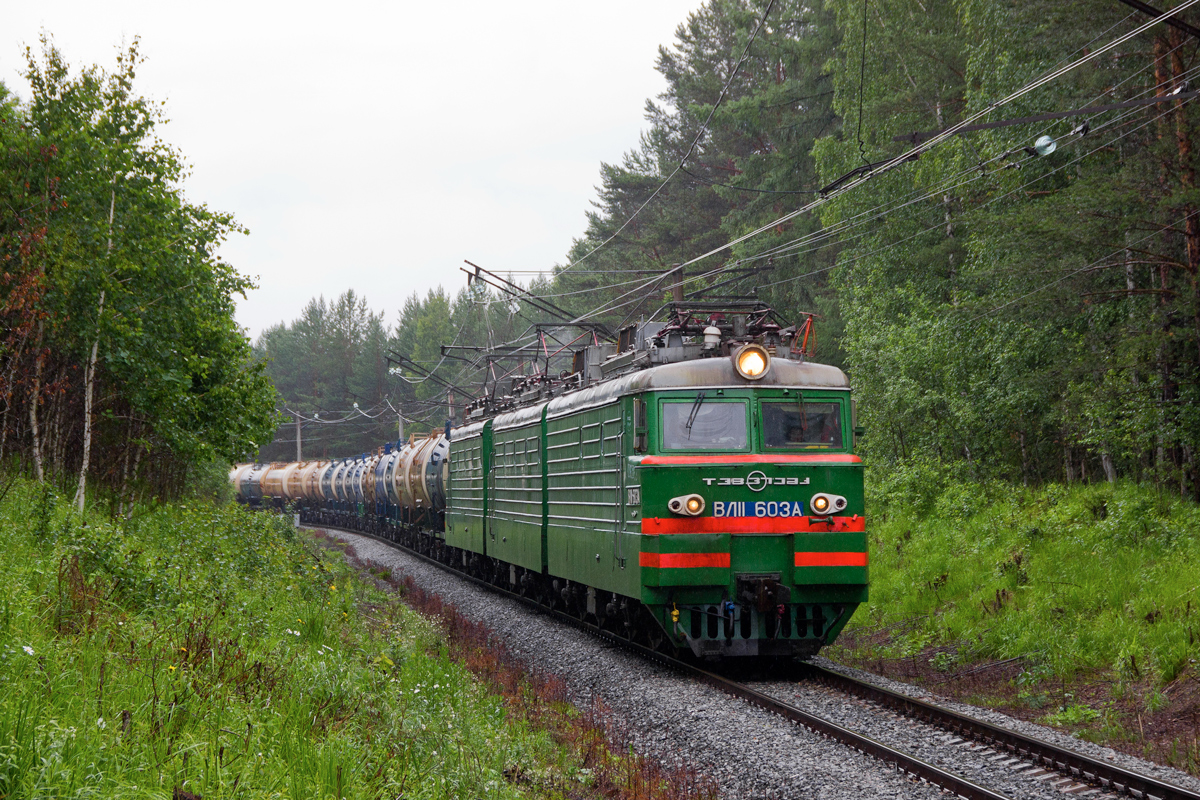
left=446, top=355, right=866, bottom=659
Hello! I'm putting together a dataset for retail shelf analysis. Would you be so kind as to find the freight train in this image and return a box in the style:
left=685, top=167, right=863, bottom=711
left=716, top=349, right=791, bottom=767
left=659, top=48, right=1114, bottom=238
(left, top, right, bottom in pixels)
left=233, top=303, right=867, bottom=660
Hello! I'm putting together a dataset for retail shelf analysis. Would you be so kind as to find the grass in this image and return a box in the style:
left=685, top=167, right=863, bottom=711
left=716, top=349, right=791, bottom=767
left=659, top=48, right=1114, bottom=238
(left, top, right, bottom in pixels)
left=828, top=479, right=1200, bottom=773
left=0, top=477, right=714, bottom=798
left=312, top=532, right=716, bottom=800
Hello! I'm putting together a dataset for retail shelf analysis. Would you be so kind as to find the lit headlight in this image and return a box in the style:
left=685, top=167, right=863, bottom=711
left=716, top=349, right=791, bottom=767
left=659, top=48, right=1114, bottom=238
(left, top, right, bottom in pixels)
left=668, top=494, right=706, bottom=516
left=732, top=343, right=771, bottom=380
left=809, top=493, right=847, bottom=515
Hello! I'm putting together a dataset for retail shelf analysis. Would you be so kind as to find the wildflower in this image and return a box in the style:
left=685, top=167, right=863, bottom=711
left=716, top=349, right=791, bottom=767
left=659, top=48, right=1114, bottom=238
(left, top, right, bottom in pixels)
left=168, top=665, right=177, bottom=672
left=22, top=646, right=34, bottom=656
left=329, top=583, right=337, bottom=592
left=97, top=717, right=106, bottom=730
left=180, top=647, right=188, bottom=653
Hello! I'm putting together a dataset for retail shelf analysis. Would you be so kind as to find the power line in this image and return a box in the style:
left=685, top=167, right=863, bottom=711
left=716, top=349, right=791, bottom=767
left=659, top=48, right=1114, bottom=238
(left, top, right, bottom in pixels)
left=646, top=0, right=1200, bottom=281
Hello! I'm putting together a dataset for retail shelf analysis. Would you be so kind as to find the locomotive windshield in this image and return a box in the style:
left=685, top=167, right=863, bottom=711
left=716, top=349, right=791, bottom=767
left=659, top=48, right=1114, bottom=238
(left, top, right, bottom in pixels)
left=661, top=399, right=749, bottom=451
left=761, top=400, right=843, bottom=449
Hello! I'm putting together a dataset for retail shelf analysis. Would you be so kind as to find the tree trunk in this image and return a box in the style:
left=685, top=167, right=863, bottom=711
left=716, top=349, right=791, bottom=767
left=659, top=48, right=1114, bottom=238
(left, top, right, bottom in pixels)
left=29, top=320, right=45, bottom=482
left=75, top=187, right=115, bottom=513
left=74, top=289, right=104, bottom=512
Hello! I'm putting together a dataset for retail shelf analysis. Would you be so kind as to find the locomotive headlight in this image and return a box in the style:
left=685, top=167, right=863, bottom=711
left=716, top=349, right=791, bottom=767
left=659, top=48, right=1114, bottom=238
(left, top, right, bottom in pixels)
left=809, top=493, right=847, bottom=515
left=668, top=493, right=706, bottom=516
left=732, top=343, right=771, bottom=380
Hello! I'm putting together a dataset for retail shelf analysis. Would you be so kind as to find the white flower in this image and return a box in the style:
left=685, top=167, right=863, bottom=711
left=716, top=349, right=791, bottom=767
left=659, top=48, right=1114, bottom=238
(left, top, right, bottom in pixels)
left=22, top=646, right=34, bottom=656
left=97, top=717, right=106, bottom=730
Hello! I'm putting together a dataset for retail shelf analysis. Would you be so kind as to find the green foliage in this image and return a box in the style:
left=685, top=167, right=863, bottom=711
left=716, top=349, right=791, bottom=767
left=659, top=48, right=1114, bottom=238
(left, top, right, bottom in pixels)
left=0, top=475, right=576, bottom=798
left=842, top=480, right=1200, bottom=686
left=1, top=36, right=278, bottom=500
left=1044, top=703, right=1102, bottom=727
left=813, top=0, right=1200, bottom=492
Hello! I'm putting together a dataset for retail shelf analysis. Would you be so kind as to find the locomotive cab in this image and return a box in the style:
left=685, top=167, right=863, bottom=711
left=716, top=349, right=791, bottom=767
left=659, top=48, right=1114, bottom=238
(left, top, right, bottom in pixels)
left=627, top=357, right=866, bottom=659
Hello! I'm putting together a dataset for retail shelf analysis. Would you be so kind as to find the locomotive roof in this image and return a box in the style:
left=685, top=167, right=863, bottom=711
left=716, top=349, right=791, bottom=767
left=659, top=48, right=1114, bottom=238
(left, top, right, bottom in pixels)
left=469, top=357, right=848, bottom=432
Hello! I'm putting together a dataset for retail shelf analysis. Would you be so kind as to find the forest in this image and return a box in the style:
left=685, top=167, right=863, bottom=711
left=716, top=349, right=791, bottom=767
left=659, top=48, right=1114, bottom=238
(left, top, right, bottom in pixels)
left=258, top=0, right=1200, bottom=503
left=0, top=38, right=278, bottom=506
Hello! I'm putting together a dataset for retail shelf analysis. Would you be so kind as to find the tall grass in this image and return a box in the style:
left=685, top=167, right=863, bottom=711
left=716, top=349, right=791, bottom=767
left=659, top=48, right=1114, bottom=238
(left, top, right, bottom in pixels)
left=841, top=480, right=1200, bottom=685
left=0, top=479, right=579, bottom=798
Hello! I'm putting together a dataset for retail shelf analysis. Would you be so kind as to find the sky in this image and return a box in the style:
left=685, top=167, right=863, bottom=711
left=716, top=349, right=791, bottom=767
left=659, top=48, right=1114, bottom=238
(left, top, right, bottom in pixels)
left=2, top=0, right=702, bottom=340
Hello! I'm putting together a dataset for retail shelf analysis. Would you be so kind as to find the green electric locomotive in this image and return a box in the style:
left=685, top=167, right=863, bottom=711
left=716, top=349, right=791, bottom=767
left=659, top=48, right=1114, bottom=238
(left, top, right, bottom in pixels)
left=242, top=302, right=867, bottom=660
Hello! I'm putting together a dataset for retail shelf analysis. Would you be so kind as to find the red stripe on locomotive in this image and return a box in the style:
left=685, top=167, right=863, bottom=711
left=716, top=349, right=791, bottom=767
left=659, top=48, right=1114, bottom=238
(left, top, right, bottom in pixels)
left=793, top=551, right=868, bottom=567
left=639, top=552, right=732, bottom=569
left=641, top=515, right=865, bottom=534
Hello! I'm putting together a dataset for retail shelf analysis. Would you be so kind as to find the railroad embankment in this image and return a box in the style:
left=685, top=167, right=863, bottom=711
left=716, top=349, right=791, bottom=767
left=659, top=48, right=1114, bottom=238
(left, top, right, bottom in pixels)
left=0, top=477, right=691, bottom=799
left=831, top=480, right=1200, bottom=774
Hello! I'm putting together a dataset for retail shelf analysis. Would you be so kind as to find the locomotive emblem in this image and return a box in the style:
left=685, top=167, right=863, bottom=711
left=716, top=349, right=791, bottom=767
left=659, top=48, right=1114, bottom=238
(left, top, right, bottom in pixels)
left=700, top=472, right=810, bottom=490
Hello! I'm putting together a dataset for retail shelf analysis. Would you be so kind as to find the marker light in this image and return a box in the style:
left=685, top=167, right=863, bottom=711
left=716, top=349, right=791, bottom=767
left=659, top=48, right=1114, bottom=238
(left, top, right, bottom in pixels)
left=732, top=343, right=771, bottom=380
left=668, top=494, right=706, bottom=516
left=809, top=493, right=848, bottom=515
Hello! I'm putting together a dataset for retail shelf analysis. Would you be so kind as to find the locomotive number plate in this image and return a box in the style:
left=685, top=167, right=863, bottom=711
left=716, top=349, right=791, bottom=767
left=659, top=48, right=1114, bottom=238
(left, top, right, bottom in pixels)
left=713, top=500, right=805, bottom=517
left=627, top=487, right=641, bottom=505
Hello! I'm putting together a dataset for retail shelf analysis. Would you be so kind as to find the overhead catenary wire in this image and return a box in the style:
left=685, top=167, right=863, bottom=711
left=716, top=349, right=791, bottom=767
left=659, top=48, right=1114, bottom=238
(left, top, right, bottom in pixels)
left=744, top=96, right=1198, bottom=297
left=567, top=0, right=1200, bottom=312
left=643, top=47, right=1200, bottom=305
left=571, top=81, right=1197, bottom=330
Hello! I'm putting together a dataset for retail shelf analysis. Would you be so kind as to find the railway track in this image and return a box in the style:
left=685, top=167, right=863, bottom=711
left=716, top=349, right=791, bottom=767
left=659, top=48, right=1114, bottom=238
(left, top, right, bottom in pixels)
left=310, top=522, right=1200, bottom=800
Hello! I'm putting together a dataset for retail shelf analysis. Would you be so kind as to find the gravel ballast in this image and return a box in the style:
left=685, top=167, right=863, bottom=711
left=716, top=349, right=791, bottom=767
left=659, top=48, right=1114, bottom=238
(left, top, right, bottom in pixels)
left=323, top=528, right=1197, bottom=800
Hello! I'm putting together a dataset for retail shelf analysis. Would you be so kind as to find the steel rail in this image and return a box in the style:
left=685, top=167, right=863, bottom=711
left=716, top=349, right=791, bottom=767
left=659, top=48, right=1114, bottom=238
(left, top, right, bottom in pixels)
left=797, top=663, right=1200, bottom=800
left=307, top=522, right=1011, bottom=800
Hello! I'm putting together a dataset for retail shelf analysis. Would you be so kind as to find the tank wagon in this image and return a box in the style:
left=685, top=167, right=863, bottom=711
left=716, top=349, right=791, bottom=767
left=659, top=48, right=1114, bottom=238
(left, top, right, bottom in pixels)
left=236, top=303, right=867, bottom=660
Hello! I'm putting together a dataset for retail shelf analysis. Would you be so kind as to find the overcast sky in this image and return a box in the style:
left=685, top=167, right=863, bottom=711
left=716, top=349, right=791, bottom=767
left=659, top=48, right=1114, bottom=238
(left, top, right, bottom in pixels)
left=2, top=0, right=701, bottom=340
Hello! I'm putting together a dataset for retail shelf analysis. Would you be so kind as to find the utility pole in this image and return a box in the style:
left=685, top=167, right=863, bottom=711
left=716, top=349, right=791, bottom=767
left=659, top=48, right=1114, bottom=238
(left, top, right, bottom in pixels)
left=398, top=414, right=405, bottom=444
left=671, top=264, right=684, bottom=302
left=295, top=414, right=302, bottom=461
